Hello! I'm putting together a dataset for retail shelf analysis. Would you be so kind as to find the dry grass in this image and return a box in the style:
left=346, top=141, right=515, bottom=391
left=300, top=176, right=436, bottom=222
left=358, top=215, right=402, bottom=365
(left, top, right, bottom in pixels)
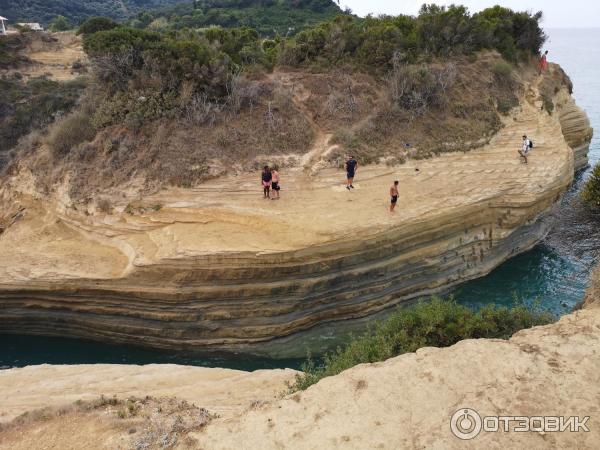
left=46, top=110, right=95, bottom=158
left=326, top=52, right=525, bottom=164
left=35, top=77, right=314, bottom=198
left=0, top=395, right=217, bottom=450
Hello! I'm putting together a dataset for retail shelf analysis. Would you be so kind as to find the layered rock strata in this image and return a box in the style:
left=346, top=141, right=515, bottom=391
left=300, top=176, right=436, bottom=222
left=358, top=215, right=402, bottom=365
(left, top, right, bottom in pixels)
left=1, top=297, right=599, bottom=448
left=555, top=89, right=594, bottom=171
left=0, top=80, right=592, bottom=352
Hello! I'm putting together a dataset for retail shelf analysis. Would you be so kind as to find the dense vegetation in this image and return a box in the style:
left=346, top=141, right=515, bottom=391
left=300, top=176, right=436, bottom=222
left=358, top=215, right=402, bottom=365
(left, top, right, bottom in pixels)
left=0, top=0, right=179, bottom=27
left=282, top=5, right=545, bottom=67
left=79, top=4, right=544, bottom=124
left=0, top=0, right=341, bottom=32
left=27, top=4, right=542, bottom=193
left=0, top=33, right=85, bottom=158
left=290, top=298, right=555, bottom=391
left=81, top=26, right=254, bottom=127
left=0, top=76, right=85, bottom=154
left=48, top=15, right=72, bottom=32
left=130, top=0, right=342, bottom=36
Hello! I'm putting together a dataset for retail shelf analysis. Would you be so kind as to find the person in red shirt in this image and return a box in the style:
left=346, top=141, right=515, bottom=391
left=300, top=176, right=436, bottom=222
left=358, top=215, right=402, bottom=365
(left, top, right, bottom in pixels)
left=539, top=50, right=549, bottom=75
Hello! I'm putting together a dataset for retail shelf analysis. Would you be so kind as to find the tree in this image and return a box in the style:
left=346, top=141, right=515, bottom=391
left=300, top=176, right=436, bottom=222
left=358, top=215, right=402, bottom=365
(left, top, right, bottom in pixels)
left=582, top=164, right=600, bottom=208
left=77, top=17, right=119, bottom=36
left=49, top=15, right=71, bottom=32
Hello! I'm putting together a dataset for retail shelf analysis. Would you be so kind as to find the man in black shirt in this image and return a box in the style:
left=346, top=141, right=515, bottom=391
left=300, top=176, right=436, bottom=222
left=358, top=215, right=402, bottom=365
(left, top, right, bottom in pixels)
left=345, top=156, right=358, bottom=190
left=261, top=166, right=272, bottom=199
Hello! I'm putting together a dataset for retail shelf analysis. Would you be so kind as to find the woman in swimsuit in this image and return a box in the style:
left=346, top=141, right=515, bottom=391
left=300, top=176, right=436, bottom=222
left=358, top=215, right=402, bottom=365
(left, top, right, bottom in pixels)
left=271, top=167, right=281, bottom=200
left=261, top=166, right=272, bottom=199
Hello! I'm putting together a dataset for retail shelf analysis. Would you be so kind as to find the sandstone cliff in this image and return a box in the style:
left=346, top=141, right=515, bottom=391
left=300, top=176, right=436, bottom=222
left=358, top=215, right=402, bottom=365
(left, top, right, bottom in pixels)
left=555, top=89, right=594, bottom=171
left=0, top=72, right=592, bottom=353
left=1, top=295, right=599, bottom=449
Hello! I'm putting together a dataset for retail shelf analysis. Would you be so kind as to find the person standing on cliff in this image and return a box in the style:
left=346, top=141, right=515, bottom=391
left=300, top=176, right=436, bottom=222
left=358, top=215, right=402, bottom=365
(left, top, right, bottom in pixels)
left=270, top=166, right=281, bottom=200
left=346, top=155, right=358, bottom=190
left=519, top=135, right=532, bottom=164
left=261, top=166, right=272, bottom=199
left=539, top=50, right=549, bottom=75
left=390, top=180, right=399, bottom=212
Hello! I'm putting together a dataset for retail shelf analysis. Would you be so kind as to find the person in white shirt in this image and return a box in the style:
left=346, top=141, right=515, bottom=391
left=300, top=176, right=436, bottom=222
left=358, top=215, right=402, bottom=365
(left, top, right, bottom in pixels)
left=519, top=135, right=531, bottom=164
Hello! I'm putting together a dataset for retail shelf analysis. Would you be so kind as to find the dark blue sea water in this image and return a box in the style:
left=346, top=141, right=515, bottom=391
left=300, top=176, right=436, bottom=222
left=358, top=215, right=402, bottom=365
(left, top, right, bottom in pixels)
left=1, top=29, right=599, bottom=370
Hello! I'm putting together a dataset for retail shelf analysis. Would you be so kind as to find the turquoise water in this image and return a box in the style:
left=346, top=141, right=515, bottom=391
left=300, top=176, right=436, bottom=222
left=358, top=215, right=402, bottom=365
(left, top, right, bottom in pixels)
left=454, top=28, right=600, bottom=313
left=1, top=29, right=599, bottom=370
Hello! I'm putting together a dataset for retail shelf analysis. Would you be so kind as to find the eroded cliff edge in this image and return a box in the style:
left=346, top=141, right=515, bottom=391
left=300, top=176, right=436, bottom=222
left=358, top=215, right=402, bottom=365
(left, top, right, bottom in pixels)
left=1, top=278, right=599, bottom=449
left=0, top=70, right=593, bottom=352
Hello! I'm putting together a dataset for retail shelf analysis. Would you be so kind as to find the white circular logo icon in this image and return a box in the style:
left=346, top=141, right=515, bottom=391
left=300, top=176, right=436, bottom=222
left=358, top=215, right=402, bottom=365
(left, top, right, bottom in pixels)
left=450, top=408, right=482, bottom=440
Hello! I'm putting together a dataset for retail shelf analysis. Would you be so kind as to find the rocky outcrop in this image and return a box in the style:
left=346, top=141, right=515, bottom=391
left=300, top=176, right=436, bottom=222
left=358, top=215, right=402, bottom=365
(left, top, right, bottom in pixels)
left=0, top=73, right=593, bottom=354
left=195, top=307, right=600, bottom=449
left=1, top=303, right=599, bottom=448
left=556, top=89, right=594, bottom=171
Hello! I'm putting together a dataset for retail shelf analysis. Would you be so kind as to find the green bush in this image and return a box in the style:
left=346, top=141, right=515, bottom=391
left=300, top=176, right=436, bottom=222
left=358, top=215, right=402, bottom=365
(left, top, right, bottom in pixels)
left=290, top=297, right=555, bottom=391
left=83, top=27, right=162, bottom=56
left=47, top=110, right=95, bottom=157
left=497, top=98, right=516, bottom=115
left=332, top=128, right=360, bottom=150
left=133, top=0, right=342, bottom=36
left=581, top=164, right=600, bottom=207
left=0, top=76, right=85, bottom=151
left=49, top=15, right=71, bottom=32
left=77, top=17, right=119, bottom=35
left=491, top=60, right=514, bottom=83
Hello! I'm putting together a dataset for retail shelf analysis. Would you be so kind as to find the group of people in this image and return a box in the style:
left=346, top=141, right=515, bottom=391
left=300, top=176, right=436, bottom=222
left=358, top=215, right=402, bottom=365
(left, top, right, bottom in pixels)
left=261, top=135, right=535, bottom=210
left=344, top=155, right=399, bottom=212
left=261, top=166, right=281, bottom=200
left=258, top=51, right=549, bottom=209
left=262, top=133, right=535, bottom=210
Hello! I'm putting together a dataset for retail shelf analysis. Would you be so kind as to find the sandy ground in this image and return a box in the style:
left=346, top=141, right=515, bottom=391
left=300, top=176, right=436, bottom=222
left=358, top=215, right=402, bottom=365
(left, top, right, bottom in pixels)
left=18, top=32, right=85, bottom=81
left=0, top=364, right=296, bottom=423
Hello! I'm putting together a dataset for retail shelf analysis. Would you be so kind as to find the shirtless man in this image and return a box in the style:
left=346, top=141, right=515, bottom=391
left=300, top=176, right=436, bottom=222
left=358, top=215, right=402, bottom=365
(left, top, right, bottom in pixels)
left=390, top=180, right=399, bottom=212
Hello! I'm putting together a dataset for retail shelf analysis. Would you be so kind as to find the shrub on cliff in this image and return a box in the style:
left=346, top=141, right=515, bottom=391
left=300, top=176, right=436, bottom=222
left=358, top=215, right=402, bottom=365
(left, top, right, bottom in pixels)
left=47, top=109, right=95, bottom=158
left=0, top=76, right=85, bottom=153
left=48, top=15, right=72, bottom=32
left=290, top=298, right=555, bottom=391
left=77, top=17, right=119, bottom=36
left=582, top=164, right=600, bottom=207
